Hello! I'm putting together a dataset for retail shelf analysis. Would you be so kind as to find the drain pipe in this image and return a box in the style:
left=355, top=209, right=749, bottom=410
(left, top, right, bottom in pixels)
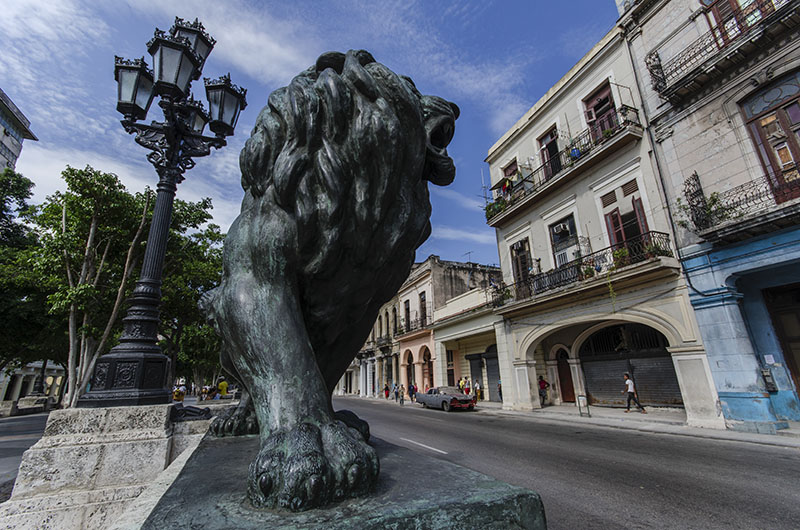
left=624, top=31, right=715, bottom=297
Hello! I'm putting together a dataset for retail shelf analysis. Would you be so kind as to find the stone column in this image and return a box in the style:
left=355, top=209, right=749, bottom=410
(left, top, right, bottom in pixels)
left=567, top=358, right=586, bottom=406
left=668, top=346, right=726, bottom=429
left=47, top=377, right=58, bottom=397
left=691, top=287, right=784, bottom=432
left=493, top=319, right=516, bottom=409
left=434, top=342, right=448, bottom=389
left=377, top=358, right=384, bottom=393
left=545, top=360, right=561, bottom=405
left=8, top=375, right=24, bottom=402
left=511, top=359, right=541, bottom=411
left=400, top=359, right=409, bottom=397
left=413, top=361, right=424, bottom=391
left=358, top=363, right=366, bottom=397
left=24, top=375, right=37, bottom=397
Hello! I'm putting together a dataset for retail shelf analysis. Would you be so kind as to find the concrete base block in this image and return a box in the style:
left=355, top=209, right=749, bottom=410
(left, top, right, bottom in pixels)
left=0, top=403, right=229, bottom=529
left=0, top=400, right=17, bottom=418
left=140, top=435, right=547, bottom=529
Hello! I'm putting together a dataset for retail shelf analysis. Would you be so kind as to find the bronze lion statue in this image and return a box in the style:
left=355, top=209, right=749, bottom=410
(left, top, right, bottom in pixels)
left=202, top=49, right=458, bottom=511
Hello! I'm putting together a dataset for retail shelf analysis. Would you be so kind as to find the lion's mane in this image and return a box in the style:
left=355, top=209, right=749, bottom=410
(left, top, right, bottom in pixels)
left=235, top=50, right=456, bottom=382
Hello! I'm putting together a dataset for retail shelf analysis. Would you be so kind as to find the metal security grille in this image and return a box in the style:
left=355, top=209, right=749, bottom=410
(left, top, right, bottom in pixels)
left=579, top=324, right=683, bottom=407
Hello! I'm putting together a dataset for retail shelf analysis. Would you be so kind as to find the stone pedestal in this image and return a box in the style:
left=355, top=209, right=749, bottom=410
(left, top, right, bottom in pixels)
left=133, top=435, right=547, bottom=529
left=0, top=403, right=228, bottom=529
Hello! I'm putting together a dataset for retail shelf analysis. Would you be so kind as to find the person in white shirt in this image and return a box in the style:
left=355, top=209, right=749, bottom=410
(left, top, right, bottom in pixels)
left=621, top=373, right=646, bottom=413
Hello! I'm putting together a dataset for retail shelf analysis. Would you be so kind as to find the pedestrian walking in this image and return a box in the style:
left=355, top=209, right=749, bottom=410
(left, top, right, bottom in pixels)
left=621, top=373, right=646, bottom=413
left=409, top=383, right=416, bottom=403
left=498, top=380, right=502, bottom=401
left=458, top=377, right=465, bottom=393
left=393, top=384, right=399, bottom=402
left=538, top=376, right=550, bottom=405
left=464, top=379, right=470, bottom=395
left=399, top=385, right=405, bottom=406
left=384, top=384, right=390, bottom=399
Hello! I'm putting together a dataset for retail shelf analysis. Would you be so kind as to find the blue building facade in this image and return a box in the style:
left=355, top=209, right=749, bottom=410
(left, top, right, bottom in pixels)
left=684, top=226, right=800, bottom=433
left=619, top=0, right=800, bottom=433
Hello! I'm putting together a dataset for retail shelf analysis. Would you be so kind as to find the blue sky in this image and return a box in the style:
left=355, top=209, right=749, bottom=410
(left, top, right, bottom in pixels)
left=2, top=0, right=619, bottom=266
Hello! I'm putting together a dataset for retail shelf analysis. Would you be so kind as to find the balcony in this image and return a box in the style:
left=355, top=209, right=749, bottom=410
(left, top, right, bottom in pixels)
left=492, top=231, right=677, bottom=311
left=376, top=336, right=391, bottom=347
left=681, top=172, right=800, bottom=243
left=646, top=0, right=800, bottom=104
left=485, top=105, right=642, bottom=227
left=396, top=317, right=430, bottom=337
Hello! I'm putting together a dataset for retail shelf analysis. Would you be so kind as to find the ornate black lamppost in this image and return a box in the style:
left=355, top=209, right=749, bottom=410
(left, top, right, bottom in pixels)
left=79, top=18, right=246, bottom=407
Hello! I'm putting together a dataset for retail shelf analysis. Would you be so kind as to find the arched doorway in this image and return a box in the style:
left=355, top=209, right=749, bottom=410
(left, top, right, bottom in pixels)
left=421, top=347, right=433, bottom=391
left=578, top=323, right=682, bottom=406
left=556, top=348, right=575, bottom=402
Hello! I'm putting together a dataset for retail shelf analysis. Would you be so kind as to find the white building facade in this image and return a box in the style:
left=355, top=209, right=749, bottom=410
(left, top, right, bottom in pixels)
left=485, top=26, right=724, bottom=428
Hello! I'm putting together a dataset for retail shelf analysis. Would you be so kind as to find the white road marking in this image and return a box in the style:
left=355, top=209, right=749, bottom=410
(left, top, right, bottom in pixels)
left=400, top=437, right=448, bottom=455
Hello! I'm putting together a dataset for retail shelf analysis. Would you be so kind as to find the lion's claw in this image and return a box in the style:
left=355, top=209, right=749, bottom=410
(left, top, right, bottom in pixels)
left=247, top=421, right=378, bottom=511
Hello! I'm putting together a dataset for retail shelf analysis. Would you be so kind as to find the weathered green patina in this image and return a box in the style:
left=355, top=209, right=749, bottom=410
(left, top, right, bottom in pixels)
left=201, top=49, right=459, bottom=511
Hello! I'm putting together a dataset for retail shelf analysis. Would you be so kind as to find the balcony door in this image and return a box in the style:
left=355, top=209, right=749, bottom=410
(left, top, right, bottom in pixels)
left=584, top=82, right=617, bottom=143
left=743, top=72, right=800, bottom=204
left=539, top=128, right=561, bottom=180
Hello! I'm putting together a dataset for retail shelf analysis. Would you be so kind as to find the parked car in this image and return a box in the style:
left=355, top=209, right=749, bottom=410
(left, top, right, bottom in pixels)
left=416, top=386, right=476, bottom=412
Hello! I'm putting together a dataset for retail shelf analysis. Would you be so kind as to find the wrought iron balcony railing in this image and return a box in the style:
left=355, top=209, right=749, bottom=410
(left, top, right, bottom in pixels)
left=485, top=105, right=641, bottom=222
left=647, top=0, right=792, bottom=94
left=681, top=171, right=800, bottom=232
left=492, top=231, right=673, bottom=306
left=397, top=317, right=429, bottom=336
left=376, top=336, right=391, bottom=347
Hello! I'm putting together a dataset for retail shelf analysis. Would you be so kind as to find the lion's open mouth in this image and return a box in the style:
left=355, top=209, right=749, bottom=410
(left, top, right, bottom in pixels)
left=424, top=102, right=458, bottom=186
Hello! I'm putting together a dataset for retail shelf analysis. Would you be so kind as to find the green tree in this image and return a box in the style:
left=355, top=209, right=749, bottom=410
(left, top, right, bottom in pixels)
left=159, top=199, right=224, bottom=386
left=28, top=166, right=152, bottom=407
left=0, top=168, right=66, bottom=376
left=0, top=168, right=35, bottom=248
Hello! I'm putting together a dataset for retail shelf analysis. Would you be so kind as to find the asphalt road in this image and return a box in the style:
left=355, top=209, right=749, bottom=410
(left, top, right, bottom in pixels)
left=0, top=412, right=49, bottom=502
left=333, top=396, right=800, bottom=530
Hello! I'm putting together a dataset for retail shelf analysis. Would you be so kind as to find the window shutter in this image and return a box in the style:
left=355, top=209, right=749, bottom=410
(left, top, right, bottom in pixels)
left=633, top=197, right=649, bottom=235
left=622, top=179, right=639, bottom=197
left=601, top=190, right=617, bottom=207
left=605, top=209, right=625, bottom=246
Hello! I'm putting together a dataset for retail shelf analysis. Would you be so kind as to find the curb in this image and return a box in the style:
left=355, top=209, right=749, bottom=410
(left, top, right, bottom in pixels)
left=338, top=395, right=800, bottom=450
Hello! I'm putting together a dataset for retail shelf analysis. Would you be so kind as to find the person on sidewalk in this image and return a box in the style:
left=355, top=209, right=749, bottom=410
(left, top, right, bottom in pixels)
left=621, top=373, right=646, bottom=413
left=399, top=385, right=405, bottom=406
left=474, top=379, right=481, bottom=401
left=538, top=376, right=550, bottom=405
left=384, top=384, right=390, bottom=399
left=393, top=384, right=399, bottom=402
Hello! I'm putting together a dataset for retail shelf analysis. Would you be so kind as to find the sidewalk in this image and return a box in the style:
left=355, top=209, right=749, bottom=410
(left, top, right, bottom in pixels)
left=347, top=395, right=800, bottom=450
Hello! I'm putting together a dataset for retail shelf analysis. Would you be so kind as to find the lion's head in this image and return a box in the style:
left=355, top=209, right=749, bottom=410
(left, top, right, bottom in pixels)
left=237, top=49, right=458, bottom=362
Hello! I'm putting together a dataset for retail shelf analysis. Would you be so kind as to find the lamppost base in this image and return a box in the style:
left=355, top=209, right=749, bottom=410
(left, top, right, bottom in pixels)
left=77, top=351, right=172, bottom=408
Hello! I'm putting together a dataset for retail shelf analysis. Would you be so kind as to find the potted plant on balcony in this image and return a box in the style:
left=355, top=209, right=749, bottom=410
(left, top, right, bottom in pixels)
left=644, top=241, right=669, bottom=258
left=612, top=247, right=629, bottom=269
left=484, top=197, right=508, bottom=221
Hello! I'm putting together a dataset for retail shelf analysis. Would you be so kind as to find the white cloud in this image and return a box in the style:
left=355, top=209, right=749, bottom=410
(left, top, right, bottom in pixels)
left=16, top=143, right=243, bottom=232
left=123, top=0, right=319, bottom=86
left=430, top=187, right=484, bottom=211
left=431, top=225, right=496, bottom=245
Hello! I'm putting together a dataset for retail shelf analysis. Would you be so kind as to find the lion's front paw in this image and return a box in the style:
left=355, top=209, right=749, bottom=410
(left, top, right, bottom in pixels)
left=210, top=406, right=258, bottom=437
left=247, top=421, right=378, bottom=511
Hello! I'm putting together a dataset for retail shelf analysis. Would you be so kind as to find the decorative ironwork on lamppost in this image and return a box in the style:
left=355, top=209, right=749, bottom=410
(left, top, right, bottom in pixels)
left=79, top=17, right=246, bottom=407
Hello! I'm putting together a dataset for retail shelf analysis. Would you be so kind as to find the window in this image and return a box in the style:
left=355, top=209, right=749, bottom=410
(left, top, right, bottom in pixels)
left=419, top=292, right=427, bottom=325
left=704, top=0, right=778, bottom=46
left=584, top=82, right=617, bottom=142
left=392, top=308, right=397, bottom=335
left=385, top=311, right=389, bottom=337
left=404, top=300, right=410, bottom=332
left=549, top=214, right=578, bottom=267
left=378, top=315, right=382, bottom=337
left=446, top=350, right=455, bottom=386
left=538, top=127, right=561, bottom=180
left=601, top=179, right=649, bottom=247
left=510, top=238, right=533, bottom=284
left=742, top=70, right=800, bottom=202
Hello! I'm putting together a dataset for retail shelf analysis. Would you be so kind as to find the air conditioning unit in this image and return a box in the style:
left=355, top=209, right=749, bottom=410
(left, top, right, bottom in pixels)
left=553, top=222, right=569, bottom=234
left=584, top=108, right=597, bottom=122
